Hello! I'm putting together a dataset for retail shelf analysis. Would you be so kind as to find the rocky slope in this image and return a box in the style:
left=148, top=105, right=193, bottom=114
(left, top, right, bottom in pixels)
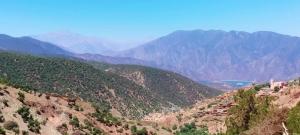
left=0, top=84, right=178, bottom=135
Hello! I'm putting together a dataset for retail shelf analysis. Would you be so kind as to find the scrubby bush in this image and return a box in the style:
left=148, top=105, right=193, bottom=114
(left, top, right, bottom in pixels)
left=22, top=131, right=29, bottom=135
left=0, top=127, right=6, bottom=135
left=2, top=100, right=9, bottom=107
left=69, top=116, right=80, bottom=128
left=28, top=119, right=41, bottom=133
left=254, top=83, right=270, bottom=91
left=123, top=123, right=129, bottom=130
left=0, top=114, right=5, bottom=123
left=175, top=122, right=208, bottom=135
left=131, top=125, right=137, bottom=133
left=274, top=86, right=280, bottom=92
left=92, top=107, right=121, bottom=126
left=132, top=127, right=148, bottom=135
left=17, top=106, right=32, bottom=122
left=116, top=128, right=123, bottom=133
left=17, top=92, right=25, bottom=103
left=16, top=106, right=40, bottom=133
left=3, top=121, right=19, bottom=134
left=90, top=127, right=103, bottom=135
left=172, top=125, right=178, bottom=130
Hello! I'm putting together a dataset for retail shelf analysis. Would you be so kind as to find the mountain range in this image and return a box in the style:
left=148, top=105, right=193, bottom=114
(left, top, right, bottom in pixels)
left=1, top=29, right=300, bottom=87
left=118, top=30, right=300, bottom=82
left=33, top=32, right=141, bottom=55
left=0, top=34, right=72, bottom=56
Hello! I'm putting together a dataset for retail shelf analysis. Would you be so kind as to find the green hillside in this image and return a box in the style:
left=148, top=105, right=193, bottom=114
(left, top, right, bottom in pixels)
left=91, top=63, right=221, bottom=107
left=0, top=52, right=221, bottom=119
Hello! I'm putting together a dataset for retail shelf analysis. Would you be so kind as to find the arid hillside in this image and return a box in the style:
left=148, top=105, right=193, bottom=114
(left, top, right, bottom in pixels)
left=0, top=84, right=181, bottom=135
left=142, top=78, right=300, bottom=135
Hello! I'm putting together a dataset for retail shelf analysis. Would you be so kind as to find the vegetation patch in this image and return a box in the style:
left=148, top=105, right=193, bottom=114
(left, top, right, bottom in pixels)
left=225, top=89, right=273, bottom=134
left=286, top=102, right=300, bottom=133
left=175, top=122, right=209, bottom=135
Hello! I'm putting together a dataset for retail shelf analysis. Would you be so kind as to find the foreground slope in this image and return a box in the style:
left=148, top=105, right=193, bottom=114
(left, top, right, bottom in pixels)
left=143, top=79, right=300, bottom=134
left=0, top=52, right=220, bottom=119
left=0, top=84, right=179, bottom=135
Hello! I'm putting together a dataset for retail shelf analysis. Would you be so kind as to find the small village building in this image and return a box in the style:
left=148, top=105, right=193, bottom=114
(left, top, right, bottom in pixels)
left=270, top=79, right=287, bottom=90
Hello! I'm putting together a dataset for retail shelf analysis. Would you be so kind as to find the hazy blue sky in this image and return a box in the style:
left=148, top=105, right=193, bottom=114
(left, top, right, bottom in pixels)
left=0, top=0, right=299, bottom=42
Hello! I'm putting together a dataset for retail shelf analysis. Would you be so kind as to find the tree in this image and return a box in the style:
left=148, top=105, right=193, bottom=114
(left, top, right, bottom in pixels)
left=225, top=89, right=272, bottom=134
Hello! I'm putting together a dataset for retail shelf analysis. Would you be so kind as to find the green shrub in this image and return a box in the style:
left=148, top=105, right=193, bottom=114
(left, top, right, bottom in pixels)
left=28, top=119, right=41, bottom=133
left=131, top=125, right=137, bottom=133
left=286, top=102, right=300, bottom=133
left=69, top=116, right=80, bottom=128
left=90, top=127, right=103, bottom=135
left=135, top=127, right=148, bottom=135
left=0, top=127, right=5, bottom=135
left=22, top=131, right=29, bottom=135
left=254, top=83, right=269, bottom=91
left=17, top=92, right=25, bottom=103
left=16, top=106, right=40, bottom=133
left=92, top=108, right=121, bottom=126
left=172, top=125, right=178, bottom=130
left=17, top=106, right=32, bottom=122
left=175, top=122, right=208, bottom=135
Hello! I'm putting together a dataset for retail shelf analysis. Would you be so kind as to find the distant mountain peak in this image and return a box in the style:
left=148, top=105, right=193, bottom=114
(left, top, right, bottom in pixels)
left=118, top=30, right=300, bottom=83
